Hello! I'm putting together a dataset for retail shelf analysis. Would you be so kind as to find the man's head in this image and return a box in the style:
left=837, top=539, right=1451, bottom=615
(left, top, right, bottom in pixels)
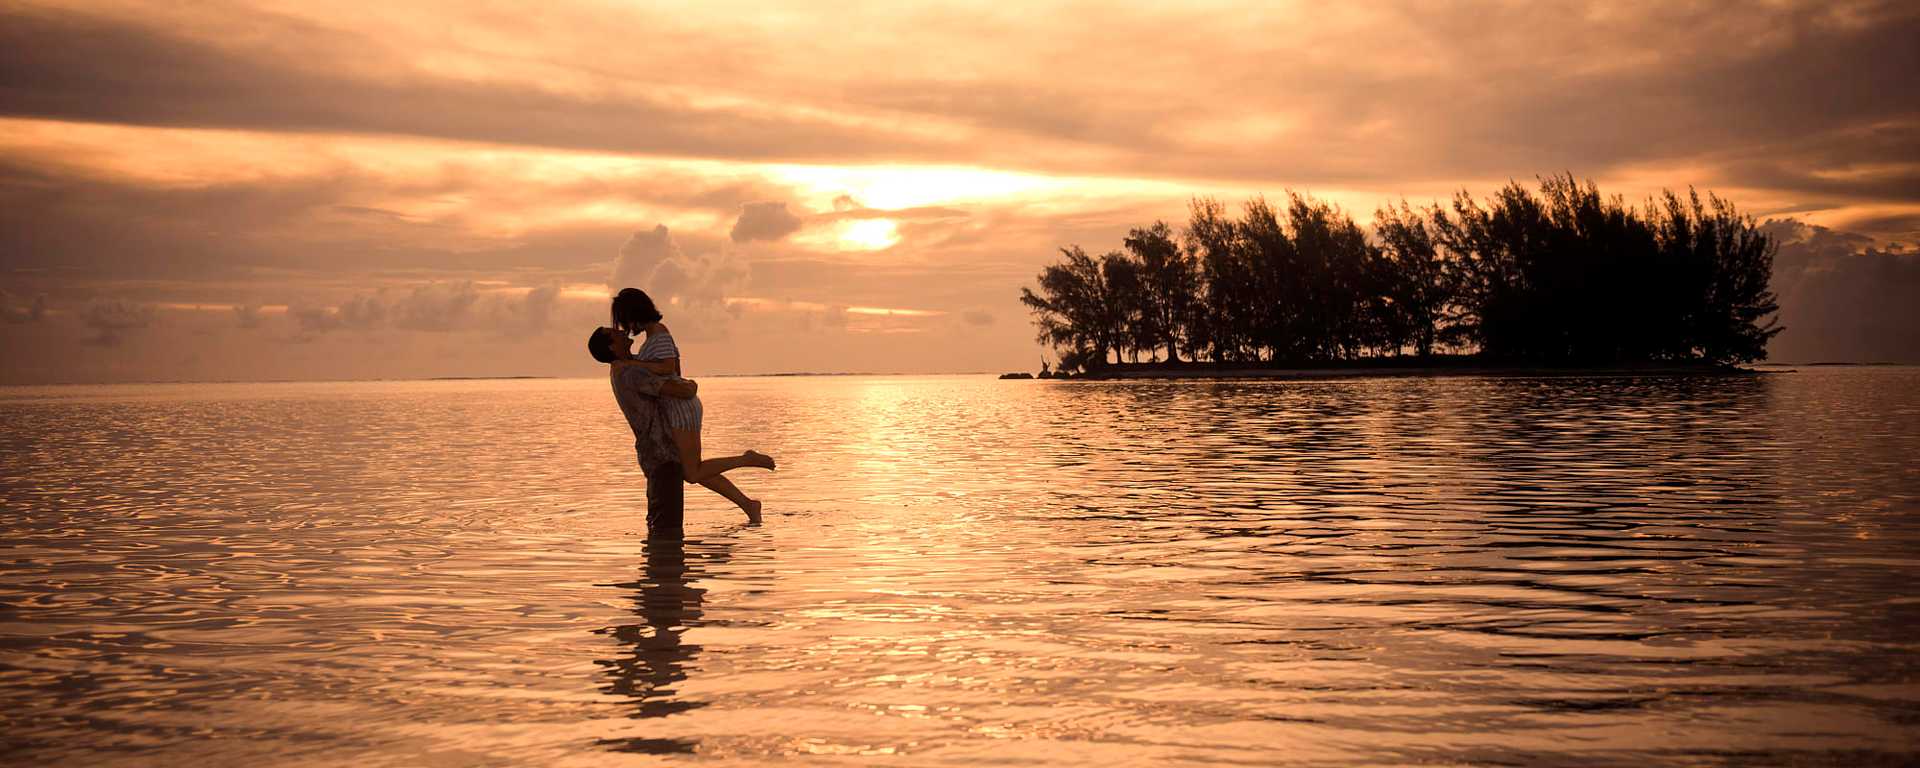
left=587, top=326, right=631, bottom=364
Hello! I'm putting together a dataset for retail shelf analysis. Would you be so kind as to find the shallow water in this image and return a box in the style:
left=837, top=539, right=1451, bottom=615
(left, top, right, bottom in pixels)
left=2, top=369, right=1917, bottom=766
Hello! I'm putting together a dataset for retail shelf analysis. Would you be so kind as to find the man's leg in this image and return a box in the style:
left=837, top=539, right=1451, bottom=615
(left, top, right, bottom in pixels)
left=646, top=461, right=685, bottom=540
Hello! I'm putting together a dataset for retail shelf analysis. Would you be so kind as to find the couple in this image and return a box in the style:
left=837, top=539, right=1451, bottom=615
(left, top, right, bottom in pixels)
left=589, top=288, right=774, bottom=537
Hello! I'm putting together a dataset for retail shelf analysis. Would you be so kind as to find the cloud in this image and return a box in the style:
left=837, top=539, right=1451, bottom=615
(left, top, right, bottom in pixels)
left=1765, top=219, right=1920, bottom=362
left=330, top=294, right=378, bottom=328
left=390, top=282, right=480, bottom=332
left=83, top=299, right=156, bottom=346
left=2, top=0, right=1917, bottom=382
left=232, top=303, right=264, bottom=329
left=2, top=290, right=47, bottom=324
left=288, top=281, right=563, bottom=337
left=722, top=194, right=973, bottom=250
left=609, top=225, right=749, bottom=339
left=6, top=1, right=1915, bottom=201
left=822, top=195, right=969, bottom=222
left=0, top=7, right=952, bottom=167
left=961, top=309, right=995, bottom=326
left=293, top=291, right=399, bottom=336
left=290, top=305, right=345, bottom=335
left=730, top=201, right=804, bottom=242
left=484, top=283, right=560, bottom=335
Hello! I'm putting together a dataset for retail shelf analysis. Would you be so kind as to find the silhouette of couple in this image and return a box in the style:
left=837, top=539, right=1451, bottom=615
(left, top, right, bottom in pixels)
left=589, top=288, right=774, bottom=538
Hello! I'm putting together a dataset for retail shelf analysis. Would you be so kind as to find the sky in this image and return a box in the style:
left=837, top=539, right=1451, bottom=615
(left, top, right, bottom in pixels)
left=1, top=0, right=1916, bottom=383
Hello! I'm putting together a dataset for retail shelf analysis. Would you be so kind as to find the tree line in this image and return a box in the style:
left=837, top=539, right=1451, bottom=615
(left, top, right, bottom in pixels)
left=1020, top=175, right=1781, bottom=372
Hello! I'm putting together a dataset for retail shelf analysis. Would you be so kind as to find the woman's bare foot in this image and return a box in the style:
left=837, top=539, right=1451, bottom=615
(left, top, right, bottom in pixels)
left=742, top=498, right=763, bottom=523
left=744, top=450, right=776, bottom=470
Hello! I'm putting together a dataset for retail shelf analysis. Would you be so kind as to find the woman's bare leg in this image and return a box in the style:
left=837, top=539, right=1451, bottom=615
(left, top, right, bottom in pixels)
left=673, top=428, right=767, bottom=521
left=674, top=428, right=775, bottom=484
left=698, top=475, right=762, bottom=521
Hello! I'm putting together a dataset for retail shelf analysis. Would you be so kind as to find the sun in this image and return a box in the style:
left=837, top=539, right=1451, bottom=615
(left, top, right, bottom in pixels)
left=837, top=219, right=900, bottom=250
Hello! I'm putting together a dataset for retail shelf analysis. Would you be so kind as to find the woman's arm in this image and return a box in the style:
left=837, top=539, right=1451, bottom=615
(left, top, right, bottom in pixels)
left=647, top=322, right=683, bottom=376
left=612, top=364, right=696, bottom=399
left=611, top=358, right=680, bottom=375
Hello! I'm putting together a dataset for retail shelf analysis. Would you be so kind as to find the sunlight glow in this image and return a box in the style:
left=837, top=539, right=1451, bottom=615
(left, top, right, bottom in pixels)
left=768, top=164, right=1074, bottom=210
left=837, top=219, right=901, bottom=250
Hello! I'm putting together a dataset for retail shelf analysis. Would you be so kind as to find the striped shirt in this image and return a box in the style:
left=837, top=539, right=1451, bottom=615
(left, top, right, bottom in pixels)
left=638, top=326, right=702, bottom=431
left=637, top=326, right=680, bottom=362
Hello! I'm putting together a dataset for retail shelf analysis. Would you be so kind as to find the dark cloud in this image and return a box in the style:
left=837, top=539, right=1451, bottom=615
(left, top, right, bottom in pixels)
left=5, top=2, right=1913, bottom=202
left=0, top=8, right=949, bottom=165
left=730, top=201, right=804, bottom=242
left=1835, top=212, right=1920, bottom=242
left=2, top=289, right=47, bottom=324
left=1765, top=219, right=1920, bottom=362
left=961, top=309, right=995, bottom=326
left=0, top=149, right=799, bottom=283
left=0, top=159, right=368, bottom=277
left=82, top=299, right=155, bottom=346
left=232, top=304, right=263, bottom=329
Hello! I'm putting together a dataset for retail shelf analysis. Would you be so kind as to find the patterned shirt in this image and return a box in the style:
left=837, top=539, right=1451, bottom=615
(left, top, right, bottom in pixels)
left=637, top=326, right=680, bottom=363
left=610, top=364, right=681, bottom=474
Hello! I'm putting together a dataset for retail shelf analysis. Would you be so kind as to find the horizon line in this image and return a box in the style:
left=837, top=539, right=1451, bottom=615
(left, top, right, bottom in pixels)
left=0, top=370, right=1008, bottom=387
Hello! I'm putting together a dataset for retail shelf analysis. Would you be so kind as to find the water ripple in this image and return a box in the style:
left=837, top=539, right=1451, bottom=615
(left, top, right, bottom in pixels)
left=1, top=371, right=1917, bottom=765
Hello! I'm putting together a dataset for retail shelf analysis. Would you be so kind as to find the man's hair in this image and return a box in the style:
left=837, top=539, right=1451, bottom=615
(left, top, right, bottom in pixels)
left=611, top=288, right=663, bottom=333
left=587, top=326, right=617, bottom=364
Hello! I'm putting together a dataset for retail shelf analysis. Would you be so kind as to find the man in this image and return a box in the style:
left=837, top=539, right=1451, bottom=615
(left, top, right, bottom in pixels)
left=588, top=326, right=697, bottom=539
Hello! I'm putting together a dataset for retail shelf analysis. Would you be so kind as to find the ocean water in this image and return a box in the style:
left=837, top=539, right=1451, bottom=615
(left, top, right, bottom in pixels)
left=1, top=369, right=1916, bottom=766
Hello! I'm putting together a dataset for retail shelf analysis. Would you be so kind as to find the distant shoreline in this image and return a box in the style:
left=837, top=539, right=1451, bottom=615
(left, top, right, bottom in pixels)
left=1030, top=359, right=1775, bottom=381
left=425, top=375, right=552, bottom=381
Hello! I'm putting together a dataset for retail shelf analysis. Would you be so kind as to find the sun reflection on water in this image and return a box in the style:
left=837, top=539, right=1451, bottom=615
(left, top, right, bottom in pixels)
left=0, top=370, right=1916, bottom=764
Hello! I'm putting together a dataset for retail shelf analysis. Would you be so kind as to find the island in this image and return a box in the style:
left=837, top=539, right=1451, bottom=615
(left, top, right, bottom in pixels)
left=1019, top=175, right=1781, bottom=379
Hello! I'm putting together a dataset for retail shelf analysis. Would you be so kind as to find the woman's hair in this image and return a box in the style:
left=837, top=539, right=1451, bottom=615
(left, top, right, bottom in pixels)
left=611, top=288, right=663, bottom=333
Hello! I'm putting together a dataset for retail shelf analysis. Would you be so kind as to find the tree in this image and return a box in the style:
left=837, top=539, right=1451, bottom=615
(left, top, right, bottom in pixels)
left=1026, top=176, right=1782, bottom=369
left=1648, top=189, right=1781, bottom=364
left=1188, top=196, right=1258, bottom=362
left=1125, top=221, right=1197, bottom=363
left=1099, top=250, right=1146, bottom=363
left=1374, top=201, right=1448, bottom=357
left=1019, top=246, right=1110, bottom=371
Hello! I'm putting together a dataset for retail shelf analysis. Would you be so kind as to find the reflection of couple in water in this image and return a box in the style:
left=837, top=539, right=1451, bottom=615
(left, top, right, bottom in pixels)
left=589, top=288, right=774, bottom=535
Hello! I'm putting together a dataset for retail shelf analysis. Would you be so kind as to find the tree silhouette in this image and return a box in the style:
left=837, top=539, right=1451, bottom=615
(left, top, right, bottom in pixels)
left=1022, top=175, right=1781, bottom=373
left=1019, top=246, right=1108, bottom=366
left=1373, top=200, right=1448, bottom=357
left=1125, top=221, right=1196, bottom=362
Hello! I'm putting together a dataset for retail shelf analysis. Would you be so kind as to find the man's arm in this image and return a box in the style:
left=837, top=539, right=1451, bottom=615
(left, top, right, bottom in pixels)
left=612, top=359, right=679, bottom=376
left=660, top=378, right=697, bottom=399
left=613, top=364, right=696, bottom=399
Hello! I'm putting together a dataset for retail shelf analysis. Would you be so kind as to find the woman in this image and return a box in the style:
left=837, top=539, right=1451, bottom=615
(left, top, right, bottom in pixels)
left=611, top=288, right=775, bottom=519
